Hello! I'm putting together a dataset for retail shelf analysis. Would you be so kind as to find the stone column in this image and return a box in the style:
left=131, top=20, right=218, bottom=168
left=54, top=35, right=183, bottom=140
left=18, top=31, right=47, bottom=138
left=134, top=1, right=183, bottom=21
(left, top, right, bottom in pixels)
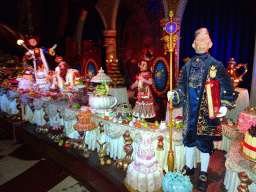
left=102, top=30, right=117, bottom=71
left=73, top=9, right=88, bottom=55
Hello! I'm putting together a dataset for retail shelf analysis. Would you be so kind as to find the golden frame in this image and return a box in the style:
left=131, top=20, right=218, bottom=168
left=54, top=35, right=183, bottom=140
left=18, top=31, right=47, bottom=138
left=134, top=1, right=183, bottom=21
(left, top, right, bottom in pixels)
left=151, top=56, right=170, bottom=98
left=83, top=58, right=99, bottom=80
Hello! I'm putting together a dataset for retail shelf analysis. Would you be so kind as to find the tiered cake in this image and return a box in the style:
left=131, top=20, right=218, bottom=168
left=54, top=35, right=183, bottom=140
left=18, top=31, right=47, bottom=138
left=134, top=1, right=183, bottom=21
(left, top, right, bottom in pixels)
left=125, top=133, right=163, bottom=192
left=34, top=71, right=50, bottom=91
left=73, top=109, right=96, bottom=131
left=237, top=111, right=256, bottom=133
left=242, top=125, right=256, bottom=160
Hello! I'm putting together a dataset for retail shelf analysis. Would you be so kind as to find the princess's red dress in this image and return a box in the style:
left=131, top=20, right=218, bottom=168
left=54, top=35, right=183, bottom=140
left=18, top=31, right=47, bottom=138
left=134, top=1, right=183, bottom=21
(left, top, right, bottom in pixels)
left=132, top=72, right=155, bottom=118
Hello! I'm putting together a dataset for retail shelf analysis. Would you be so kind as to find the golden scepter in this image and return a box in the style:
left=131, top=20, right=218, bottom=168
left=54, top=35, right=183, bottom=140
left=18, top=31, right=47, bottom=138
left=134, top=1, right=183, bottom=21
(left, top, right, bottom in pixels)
left=17, top=39, right=37, bottom=79
left=163, top=10, right=178, bottom=172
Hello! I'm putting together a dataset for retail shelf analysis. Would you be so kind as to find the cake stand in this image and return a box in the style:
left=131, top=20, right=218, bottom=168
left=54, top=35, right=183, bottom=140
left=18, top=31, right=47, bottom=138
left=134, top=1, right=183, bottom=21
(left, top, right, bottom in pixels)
left=73, top=122, right=96, bottom=158
left=239, top=149, right=256, bottom=173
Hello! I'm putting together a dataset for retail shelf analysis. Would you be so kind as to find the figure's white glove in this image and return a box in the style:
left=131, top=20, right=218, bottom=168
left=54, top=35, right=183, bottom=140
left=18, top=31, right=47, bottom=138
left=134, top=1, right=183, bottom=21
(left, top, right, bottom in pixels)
left=26, top=50, right=34, bottom=56
left=167, top=91, right=175, bottom=101
left=216, top=106, right=228, bottom=118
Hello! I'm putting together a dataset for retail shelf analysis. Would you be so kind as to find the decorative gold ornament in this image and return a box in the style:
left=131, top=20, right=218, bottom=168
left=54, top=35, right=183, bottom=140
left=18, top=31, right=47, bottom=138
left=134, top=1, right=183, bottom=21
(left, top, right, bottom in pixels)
left=237, top=171, right=252, bottom=192
left=210, top=65, right=217, bottom=78
left=34, top=48, right=39, bottom=53
left=157, top=136, right=164, bottom=151
left=100, top=160, right=105, bottom=165
left=96, top=140, right=109, bottom=162
left=114, top=131, right=133, bottom=171
left=226, top=58, right=247, bottom=87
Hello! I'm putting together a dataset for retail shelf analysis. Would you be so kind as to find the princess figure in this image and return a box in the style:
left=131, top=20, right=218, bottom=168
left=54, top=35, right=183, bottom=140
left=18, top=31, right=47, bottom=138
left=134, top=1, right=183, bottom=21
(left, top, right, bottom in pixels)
left=130, top=52, right=155, bottom=119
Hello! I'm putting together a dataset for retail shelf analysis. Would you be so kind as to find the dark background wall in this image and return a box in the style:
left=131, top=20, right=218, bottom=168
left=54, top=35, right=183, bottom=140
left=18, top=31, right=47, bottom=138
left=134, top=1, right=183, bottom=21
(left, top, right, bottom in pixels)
left=0, top=0, right=255, bottom=93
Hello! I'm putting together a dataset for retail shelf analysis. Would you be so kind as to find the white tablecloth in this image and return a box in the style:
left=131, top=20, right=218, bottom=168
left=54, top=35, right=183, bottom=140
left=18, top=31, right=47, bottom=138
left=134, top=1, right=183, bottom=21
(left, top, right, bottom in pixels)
left=224, top=139, right=256, bottom=192
left=0, top=93, right=243, bottom=173
left=0, top=94, right=19, bottom=114
left=109, top=87, right=129, bottom=107
left=226, top=87, right=250, bottom=120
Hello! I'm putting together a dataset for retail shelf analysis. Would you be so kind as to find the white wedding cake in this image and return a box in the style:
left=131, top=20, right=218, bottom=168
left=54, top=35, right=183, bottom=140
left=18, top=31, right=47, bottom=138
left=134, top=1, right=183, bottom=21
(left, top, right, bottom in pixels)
left=34, top=71, right=50, bottom=91
left=125, top=133, right=163, bottom=192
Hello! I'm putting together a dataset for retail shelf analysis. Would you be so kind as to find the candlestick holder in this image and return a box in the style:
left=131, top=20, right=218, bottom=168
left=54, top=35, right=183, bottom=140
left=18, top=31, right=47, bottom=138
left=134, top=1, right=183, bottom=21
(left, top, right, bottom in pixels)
left=114, top=131, right=133, bottom=171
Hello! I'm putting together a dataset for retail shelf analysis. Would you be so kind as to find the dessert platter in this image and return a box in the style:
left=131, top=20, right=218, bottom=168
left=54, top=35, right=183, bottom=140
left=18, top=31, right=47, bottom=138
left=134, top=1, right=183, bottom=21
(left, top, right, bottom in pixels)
left=73, top=108, right=96, bottom=131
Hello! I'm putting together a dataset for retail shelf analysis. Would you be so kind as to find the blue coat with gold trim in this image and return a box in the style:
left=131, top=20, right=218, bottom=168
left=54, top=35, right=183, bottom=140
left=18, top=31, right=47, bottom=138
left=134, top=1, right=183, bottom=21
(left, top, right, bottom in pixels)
left=173, top=54, right=239, bottom=141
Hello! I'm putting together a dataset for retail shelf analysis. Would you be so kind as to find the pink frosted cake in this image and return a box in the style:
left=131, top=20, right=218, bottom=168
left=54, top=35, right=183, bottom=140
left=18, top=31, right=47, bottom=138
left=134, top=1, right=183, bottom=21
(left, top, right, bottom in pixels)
left=238, top=111, right=256, bottom=133
left=125, top=133, right=163, bottom=192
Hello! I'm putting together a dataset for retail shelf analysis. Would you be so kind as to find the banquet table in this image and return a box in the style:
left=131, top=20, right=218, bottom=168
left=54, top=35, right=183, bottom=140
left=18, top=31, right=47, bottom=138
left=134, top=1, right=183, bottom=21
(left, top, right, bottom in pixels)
left=225, top=87, right=250, bottom=120
left=15, top=95, right=245, bottom=172
left=224, top=139, right=256, bottom=192
left=0, top=90, right=247, bottom=173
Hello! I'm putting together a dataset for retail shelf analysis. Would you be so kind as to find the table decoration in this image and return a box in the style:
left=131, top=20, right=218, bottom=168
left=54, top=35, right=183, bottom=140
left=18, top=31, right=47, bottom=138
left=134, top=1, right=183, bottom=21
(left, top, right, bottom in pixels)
left=240, top=149, right=256, bottom=173
left=114, top=131, right=133, bottom=171
left=89, top=67, right=117, bottom=113
left=96, top=140, right=109, bottom=163
left=157, top=136, right=164, bottom=151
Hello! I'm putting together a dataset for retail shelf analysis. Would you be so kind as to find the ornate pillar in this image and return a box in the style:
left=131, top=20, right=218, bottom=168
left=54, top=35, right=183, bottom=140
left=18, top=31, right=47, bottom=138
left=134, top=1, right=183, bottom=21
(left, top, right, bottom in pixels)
left=102, top=30, right=117, bottom=72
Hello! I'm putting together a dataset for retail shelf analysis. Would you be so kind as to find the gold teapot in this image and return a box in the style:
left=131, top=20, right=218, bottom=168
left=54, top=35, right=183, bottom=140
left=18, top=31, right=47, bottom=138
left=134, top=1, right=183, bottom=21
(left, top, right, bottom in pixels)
left=226, top=58, right=247, bottom=87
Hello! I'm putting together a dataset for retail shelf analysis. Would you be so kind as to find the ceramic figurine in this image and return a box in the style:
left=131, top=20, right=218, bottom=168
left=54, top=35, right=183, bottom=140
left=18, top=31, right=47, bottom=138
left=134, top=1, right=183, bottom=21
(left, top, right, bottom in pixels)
left=130, top=51, right=156, bottom=119
left=50, top=56, right=81, bottom=89
left=21, top=36, right=56, bottom=78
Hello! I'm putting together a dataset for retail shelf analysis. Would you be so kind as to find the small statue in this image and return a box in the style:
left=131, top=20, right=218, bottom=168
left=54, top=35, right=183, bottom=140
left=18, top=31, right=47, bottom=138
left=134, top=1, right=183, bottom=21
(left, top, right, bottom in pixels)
left=96, top=140, right=109, bottom=162
left=50, top=56, right=81, bottom=89
left=130, top=51, right=156, bottom=119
